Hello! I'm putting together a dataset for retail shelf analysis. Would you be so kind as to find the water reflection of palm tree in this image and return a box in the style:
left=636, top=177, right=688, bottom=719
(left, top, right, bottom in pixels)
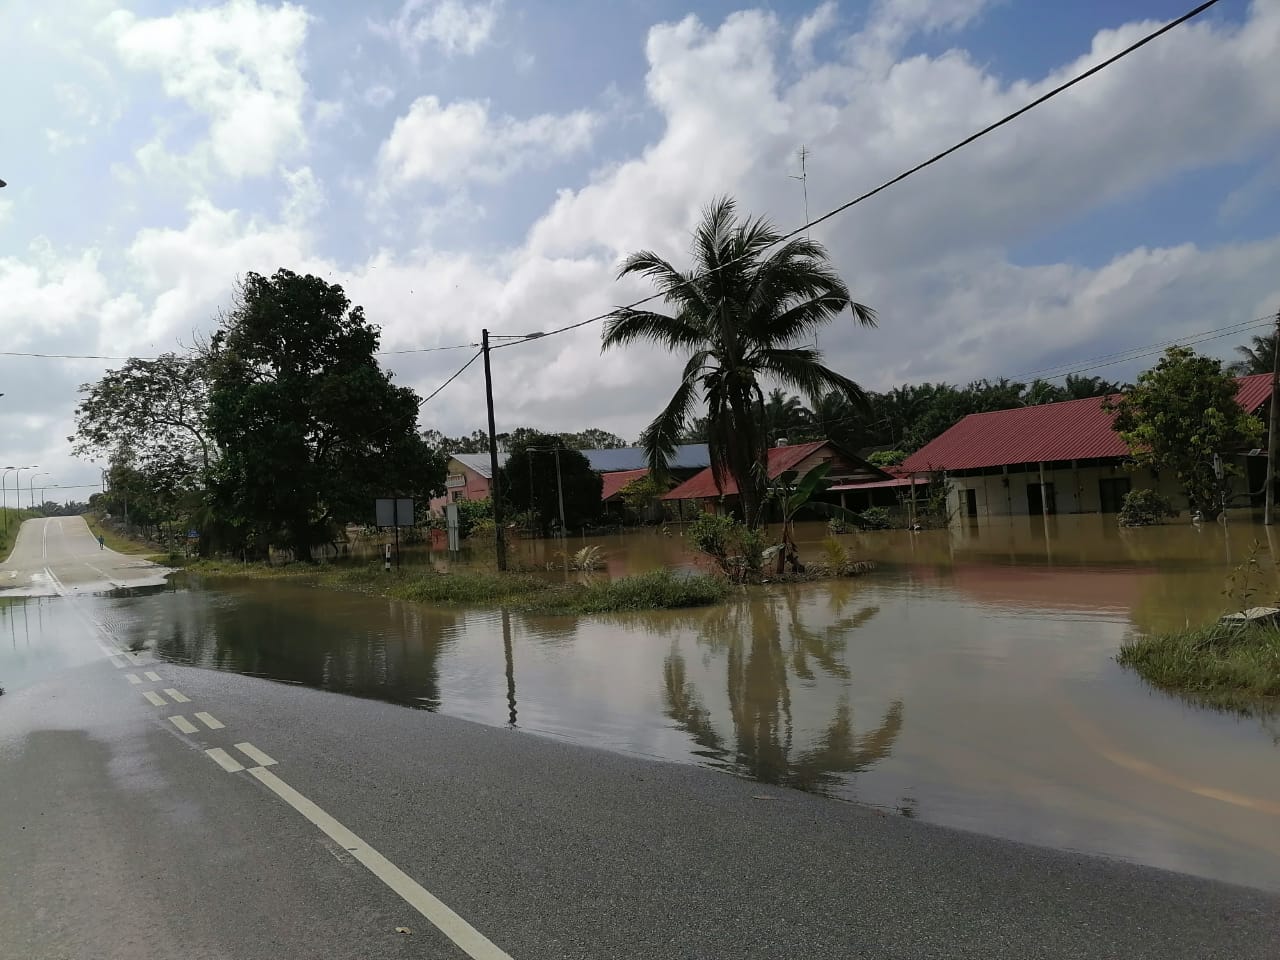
left=662, top=594, right=903, bottom=794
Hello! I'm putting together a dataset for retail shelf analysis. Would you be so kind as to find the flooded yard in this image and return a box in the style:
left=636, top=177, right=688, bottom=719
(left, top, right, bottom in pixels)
left=5, top=514, right=1280, bottom=890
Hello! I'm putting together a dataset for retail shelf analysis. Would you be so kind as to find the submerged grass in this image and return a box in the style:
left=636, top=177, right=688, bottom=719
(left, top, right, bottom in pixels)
left=1117, top=624, right=1280, bottom=715
left=185, top=559, right=731, bottom=616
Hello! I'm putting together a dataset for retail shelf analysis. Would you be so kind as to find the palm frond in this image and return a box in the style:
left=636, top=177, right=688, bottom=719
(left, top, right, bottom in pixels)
left=641, top=351, right=709, bottom=480
left=755, top=348, right=869, bottom=411
left=601, top=309, right=705, bottom=352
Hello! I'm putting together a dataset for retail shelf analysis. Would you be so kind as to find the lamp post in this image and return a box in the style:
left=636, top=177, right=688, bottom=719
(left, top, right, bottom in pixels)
left=28, top=473, right=49, bottom=513
left=1, top=466, right=15, bottom=535
left=11, top=465, right=35, bottom=513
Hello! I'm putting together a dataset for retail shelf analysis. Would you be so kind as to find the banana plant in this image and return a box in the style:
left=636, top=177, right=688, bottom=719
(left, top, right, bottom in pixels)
left=761, top=461, right=866, bottom=575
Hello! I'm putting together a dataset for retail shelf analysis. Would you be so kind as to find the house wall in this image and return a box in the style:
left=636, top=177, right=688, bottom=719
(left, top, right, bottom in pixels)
left=789, top=448, right=884, bottom=485
left=428, top=459, right=493, bottom=514
left=946, top=461, right=1220, bottom=519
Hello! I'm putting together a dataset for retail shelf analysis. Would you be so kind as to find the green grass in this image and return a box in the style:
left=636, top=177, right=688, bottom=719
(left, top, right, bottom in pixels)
left=81, top=513, right=168, bottom=561
left=0, top=508, right=38, bottom=562
left=1117, top=624, right=1280, bottom=715
left=185, top=559, right=732, bottom=616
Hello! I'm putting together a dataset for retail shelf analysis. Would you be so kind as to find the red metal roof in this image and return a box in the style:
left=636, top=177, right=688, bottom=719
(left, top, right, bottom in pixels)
left=900, top=373, right=1273, bottom=473
left=664, top=441, right=830, bottom=500
left=600, top=468, right=649, bottom=502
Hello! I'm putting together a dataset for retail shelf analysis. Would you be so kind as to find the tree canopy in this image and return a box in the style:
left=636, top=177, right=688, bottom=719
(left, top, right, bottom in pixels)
left=205, top=269, right=445, bottom=558
left=500, top=431, right=602, bottom=534
left=1109, top=346, right=1262, bottom=519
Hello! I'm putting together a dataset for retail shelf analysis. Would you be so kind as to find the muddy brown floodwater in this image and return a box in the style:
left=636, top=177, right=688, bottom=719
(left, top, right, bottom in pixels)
left=5, top=514, right=1280, bottom=891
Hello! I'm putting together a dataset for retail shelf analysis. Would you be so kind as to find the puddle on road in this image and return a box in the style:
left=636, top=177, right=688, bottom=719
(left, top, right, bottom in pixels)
left=6, top=514, right=1280, bottom=891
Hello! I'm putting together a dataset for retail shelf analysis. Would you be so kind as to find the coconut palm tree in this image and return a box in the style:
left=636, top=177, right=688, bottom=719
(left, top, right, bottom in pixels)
left=602, top=196, right=875, bottom=526
left=1228, top=331, right=1277, bottom=376
left=763, top=388, right=811, bottom=443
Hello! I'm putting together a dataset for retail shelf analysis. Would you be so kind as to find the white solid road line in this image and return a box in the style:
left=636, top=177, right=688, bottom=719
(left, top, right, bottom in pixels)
left=234, top=742, right=276, bottom=767
left=142, top=691, right=167, bottom=707
left=163, top=688, right=190, bottom=703
left=144, top=671, right=161, bottom=682
left=247, top=767, right=514, bottom=960
left=205, top=748, right=245, bottom=773
left=195, top=712, right=224, bottom=730
left=126, top=674, right=142, bottom=685
left=169, top=716, right=199, bottom=734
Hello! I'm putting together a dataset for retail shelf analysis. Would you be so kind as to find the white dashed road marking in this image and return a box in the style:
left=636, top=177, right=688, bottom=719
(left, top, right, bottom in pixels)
left=247, top=766, right=514, bottom=960
left=234, top=743, right=276, bottom=767
left=195, top=712, right=224, bottom=730
left=205, top=748, right=244, bottom=773
left=109, top=655, right=127, bottom=668
left=144, top=671, right=161, bottom=682
left=163, top=688, right=190, bottom=703
left=142, top=691, right=167, bottom=707
left=169, top=716, right=199, bottom=734
left=125, top=674, right=142, bottom=685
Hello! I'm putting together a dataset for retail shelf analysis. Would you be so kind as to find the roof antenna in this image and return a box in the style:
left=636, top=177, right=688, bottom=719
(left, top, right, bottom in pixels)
left=789, top=145, right=818, bottom=352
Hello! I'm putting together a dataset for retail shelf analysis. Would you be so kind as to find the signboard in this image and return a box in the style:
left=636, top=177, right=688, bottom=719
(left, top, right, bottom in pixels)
left=375, top=498, right=415, bottom=528
left=445, top=503, right=460, bottom=553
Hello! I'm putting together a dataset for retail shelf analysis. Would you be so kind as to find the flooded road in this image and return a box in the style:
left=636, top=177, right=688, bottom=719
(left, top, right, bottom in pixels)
left=3, top=514, right=1279, bottom=891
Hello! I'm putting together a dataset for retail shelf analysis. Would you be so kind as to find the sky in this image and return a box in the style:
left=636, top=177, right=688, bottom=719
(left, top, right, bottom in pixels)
left=2, top=0, right=1280, bottom=498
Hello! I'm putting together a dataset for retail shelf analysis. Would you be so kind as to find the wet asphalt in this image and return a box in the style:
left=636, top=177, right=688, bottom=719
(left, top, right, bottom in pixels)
left=2, top=646, right=1277, bottom=960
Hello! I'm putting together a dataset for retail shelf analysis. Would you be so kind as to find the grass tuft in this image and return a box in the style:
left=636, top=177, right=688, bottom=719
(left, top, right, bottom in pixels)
left=1116, top=624, right=1280, bottom=715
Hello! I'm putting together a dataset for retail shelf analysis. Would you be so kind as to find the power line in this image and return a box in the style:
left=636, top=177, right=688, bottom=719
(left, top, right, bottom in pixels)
left=494, top=0, right=1224, bottom=352
left=378, top=343, right=477, bottom=356
left=1007, top=314, right=1276, bottom=382
left=418, top=350, right=482, bottom=407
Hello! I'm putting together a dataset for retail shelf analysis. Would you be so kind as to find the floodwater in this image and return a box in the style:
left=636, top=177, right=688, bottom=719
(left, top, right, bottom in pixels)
left=4, top=514, right=1280, bottom=891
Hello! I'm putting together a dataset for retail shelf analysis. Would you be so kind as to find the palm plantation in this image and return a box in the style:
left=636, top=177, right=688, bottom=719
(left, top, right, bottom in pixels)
left=602, top=197, right=875, bottom=526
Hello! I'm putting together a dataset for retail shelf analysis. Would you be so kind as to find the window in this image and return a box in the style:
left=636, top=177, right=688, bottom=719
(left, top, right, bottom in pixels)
left=451, top=491, right=466, bottom=503
left=1098, top=477, right=1131, bottom=513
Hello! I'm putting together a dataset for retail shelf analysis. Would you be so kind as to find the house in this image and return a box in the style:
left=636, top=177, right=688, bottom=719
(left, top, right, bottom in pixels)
left=428, top=452, right=509, bottom=514
left=663, top=440, right=890, bottom=515
left=429, top=444, right=713, bottom=515
left=899, top=373, right=1274, bottom=519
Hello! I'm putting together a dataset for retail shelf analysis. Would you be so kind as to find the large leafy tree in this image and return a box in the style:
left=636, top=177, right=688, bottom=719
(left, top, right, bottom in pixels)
left=602, top=196, right=875, bottom=526
left=500, top=431, right=603, bottom=534
left=1109, top=346, right=1263, bottom=519
left=208, top=269, right=445, bottom=559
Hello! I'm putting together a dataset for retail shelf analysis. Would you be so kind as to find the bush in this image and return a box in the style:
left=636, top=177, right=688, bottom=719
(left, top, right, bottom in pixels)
left=867, top=449, right=907, bottom=467
left=859, top=506, right=894, bottom=530
left=686, top=513, right=765, bottom=582
left=1118, top=488, right=1176, bottom=526
left=827, top=516, right=851, bottom=534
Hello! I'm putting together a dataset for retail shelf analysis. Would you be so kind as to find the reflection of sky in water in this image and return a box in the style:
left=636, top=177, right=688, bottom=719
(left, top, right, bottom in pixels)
left=57, top=513, right=1280, bottom=891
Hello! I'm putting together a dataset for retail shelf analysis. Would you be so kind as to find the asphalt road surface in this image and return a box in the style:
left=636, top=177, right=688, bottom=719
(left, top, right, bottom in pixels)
left=1, top=519, right=1277, bottom=959
left=0, top=515, right=171, bottom=596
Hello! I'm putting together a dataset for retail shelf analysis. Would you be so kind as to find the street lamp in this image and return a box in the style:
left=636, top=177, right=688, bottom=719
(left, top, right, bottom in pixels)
left=28, top=472, right=49, bottom=512
left=3, top=466, right=36, bottom=534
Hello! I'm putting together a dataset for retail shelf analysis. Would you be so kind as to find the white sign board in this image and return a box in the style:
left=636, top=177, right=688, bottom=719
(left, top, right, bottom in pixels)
left=445, top=503, right=460, bottom=552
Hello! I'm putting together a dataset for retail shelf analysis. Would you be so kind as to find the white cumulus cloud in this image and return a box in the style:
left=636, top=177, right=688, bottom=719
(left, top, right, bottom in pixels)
left=374, top=0, right=500, bottom=58
left=377, top=95, right=596, bottom=187
left=104, top=0, right=310, bottom=179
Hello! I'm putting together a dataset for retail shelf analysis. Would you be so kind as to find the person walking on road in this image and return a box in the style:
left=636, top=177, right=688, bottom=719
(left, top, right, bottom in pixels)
left=97, top=534, right=105, bottom=550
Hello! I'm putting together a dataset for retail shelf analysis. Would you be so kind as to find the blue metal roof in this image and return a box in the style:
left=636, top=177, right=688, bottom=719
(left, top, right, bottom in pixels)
left=582, top=444, right=710, bottom=472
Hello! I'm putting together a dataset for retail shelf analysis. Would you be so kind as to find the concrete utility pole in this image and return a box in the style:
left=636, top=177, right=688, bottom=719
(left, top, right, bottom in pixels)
left=1266, top=309, right=1280, bottom=525
left=482, top=329, right=507, bottom=571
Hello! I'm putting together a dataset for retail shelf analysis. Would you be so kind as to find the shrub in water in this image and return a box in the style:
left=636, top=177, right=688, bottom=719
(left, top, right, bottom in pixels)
left=1118, top=488, right=1176, bottom=527
left=859, top=506, right=893, bottom=530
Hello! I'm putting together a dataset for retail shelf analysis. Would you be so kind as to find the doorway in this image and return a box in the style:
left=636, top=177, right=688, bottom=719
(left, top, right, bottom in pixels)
left=1098, top=477, right=1131, bottom=514
left=1027, top=482, right=1056, bottom=515
left=964, top=488, right=978, bottom=518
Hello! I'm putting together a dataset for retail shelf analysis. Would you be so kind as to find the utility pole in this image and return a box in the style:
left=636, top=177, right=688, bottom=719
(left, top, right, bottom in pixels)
left=554, top=446, right=568, bottom=570
left=1266, top=309, right=1280, bottom=525
left=482, top=329, right=507, bottom=571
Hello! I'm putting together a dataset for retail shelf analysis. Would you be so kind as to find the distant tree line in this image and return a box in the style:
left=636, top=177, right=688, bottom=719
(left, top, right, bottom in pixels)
left=423, top=426, right=628, bottom=455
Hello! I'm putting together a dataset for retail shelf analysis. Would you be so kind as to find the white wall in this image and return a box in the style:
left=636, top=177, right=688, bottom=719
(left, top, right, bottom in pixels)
left=948, top=463, right=1201, bottom=519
